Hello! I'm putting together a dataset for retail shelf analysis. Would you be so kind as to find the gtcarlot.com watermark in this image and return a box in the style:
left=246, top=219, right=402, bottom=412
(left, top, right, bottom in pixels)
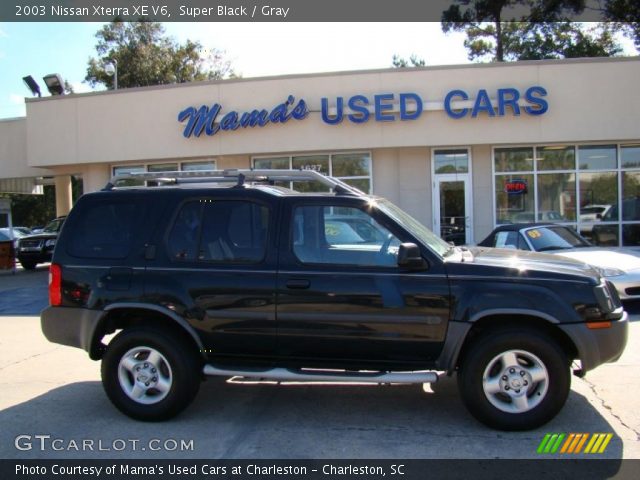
left=15, top=434, right=194, bottom=452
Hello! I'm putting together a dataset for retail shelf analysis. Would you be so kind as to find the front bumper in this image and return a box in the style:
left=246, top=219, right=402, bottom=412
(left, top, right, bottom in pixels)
left=41, top=306, right=102, bottom=355
left=559, top=312, right=629, bottom=373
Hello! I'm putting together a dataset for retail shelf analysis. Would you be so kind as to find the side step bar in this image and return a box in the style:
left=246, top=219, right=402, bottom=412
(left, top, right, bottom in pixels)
left=203, top=365, right=438, bottom=384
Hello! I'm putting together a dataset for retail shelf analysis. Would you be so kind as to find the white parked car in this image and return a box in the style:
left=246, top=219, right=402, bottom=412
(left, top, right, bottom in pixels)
left=479, top=223, right=640, bottom=300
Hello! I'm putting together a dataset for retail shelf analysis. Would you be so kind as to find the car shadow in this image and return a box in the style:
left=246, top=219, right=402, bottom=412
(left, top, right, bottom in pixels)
left=0, top=376, right=625, bottom=466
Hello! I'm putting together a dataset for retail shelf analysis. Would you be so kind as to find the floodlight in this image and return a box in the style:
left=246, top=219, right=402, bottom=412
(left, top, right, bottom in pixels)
left=43, top=73, right=65, bottom=95
left=22, top=76, right=41, bottom=97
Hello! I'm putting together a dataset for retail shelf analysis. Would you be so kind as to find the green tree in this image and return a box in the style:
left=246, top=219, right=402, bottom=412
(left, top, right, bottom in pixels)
left=391, top=54, right=426, bottom=68
left=85, top=21, right=236, bottom=89
left=604, top=0, right=640, bottom=50
left=441, top=0, right=588, bottom=61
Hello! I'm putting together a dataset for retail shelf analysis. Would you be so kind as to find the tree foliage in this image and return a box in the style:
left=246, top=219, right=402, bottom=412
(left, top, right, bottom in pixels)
left=462, top=22, right=621, bottom=61
left=440, top=1, right=623, bottom=62
left=391, top=54, right=426, bottom=68
left=604, top=0, right=640, bottom=49
left=85, top=21, right=236, bottom=89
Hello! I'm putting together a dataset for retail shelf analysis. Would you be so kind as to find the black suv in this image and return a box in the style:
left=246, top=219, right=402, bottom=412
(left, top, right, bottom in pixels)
left=41, top=170, right=628, bottom=430
left=17, top=216, right=65, bottom=270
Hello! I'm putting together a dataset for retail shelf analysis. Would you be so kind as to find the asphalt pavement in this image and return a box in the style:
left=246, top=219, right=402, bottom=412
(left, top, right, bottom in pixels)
left=0, top=267, right=638, bottom=460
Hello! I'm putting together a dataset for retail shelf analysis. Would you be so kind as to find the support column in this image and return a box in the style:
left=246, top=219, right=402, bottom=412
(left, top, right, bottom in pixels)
left=54, top=175, right=73, bottom=217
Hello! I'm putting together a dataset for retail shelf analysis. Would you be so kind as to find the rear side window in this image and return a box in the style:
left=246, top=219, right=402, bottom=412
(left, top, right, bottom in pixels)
left=67, top=202, right=138, bottom=259
left=168, top=199, right=269, bottom=264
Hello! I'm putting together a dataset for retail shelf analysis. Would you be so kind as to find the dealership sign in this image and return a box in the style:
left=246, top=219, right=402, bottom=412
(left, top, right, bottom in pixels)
left=178, top=86, right=548, bottom=138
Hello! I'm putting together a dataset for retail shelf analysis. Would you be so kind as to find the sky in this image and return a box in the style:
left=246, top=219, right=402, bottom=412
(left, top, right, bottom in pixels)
left=0, top=22, right=636, bottom=120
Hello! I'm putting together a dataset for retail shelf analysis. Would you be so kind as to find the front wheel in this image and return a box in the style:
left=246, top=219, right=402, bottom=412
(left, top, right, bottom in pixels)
left=101, top=327, right=201, bottom=421
left=19, top=259, right=37, bottom=270
left=457, top=328, right=570, bottom=431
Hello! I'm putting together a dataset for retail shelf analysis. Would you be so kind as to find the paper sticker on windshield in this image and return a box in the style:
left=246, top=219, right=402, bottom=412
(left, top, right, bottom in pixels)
left=527, top=229, right=542, bottom=239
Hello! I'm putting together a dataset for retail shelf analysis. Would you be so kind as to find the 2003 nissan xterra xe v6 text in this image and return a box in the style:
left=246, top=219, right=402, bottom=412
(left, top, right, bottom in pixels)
left=41, top=169, right=628, bottom=430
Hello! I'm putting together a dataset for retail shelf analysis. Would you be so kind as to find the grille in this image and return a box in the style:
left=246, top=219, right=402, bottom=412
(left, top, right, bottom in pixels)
left=20, top=240, right=42, bottom=248
left=624, top=286, right=640, bottom=297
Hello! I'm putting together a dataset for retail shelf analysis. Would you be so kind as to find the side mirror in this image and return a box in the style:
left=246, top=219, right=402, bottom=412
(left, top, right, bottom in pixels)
left=397, top=242, right=428, bottom=270
left=596, top=213, right=602, bottom=220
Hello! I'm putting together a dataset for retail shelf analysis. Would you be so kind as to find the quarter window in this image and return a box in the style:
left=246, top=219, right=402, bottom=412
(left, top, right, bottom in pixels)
left=67, top=202, right=138, bottom=259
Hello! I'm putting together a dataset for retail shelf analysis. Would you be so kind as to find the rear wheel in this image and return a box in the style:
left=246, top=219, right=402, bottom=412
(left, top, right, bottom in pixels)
left=101, top=327, right=201, bottom=421
left=457, top=328, right=570, bottom=431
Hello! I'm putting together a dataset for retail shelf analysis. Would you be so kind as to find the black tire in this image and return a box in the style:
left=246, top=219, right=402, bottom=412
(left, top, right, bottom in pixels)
left=101, top=327, right=202, bottom=421
left=19, top=259, right=37, bottom=270
left=457, top=328, right=570, bottom=431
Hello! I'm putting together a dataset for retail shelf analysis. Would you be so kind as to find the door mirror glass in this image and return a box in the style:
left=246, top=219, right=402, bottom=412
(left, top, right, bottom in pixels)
left=397, top=243, right=427, bottom=270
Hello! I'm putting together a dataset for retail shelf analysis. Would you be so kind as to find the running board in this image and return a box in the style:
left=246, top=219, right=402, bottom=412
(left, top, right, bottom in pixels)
left=203, top=365, right=438, bottom=384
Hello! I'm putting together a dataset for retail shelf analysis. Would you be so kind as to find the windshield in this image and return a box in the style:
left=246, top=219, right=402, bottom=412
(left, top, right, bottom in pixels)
left=524, top=226, right=590, bottom=252
left=43, top=218, right=64, bottom=234
left=376, top=199, right=450, bottom=257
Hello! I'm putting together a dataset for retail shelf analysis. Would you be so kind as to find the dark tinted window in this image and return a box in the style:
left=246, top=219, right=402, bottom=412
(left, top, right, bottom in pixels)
left=67, top=203, right=137, bottom=259
left=168, top=199, right=269, bottom=264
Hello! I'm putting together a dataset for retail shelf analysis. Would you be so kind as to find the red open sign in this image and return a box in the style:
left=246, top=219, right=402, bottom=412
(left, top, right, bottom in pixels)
left=504, top=180, right=528, bottom=195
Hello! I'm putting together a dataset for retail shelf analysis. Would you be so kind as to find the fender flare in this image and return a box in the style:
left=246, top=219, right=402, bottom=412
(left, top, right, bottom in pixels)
left=92, top=302, right=205, bottom=359
left=436, top=309, right=562, bottom=373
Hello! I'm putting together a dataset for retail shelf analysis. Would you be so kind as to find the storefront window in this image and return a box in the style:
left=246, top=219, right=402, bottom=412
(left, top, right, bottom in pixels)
left=495, top=174, right=535, bottom=223
left=536, top=146, right=575, bottom=171
left=148, top=163, right=178, bottom=173
left=253, top=152, right=372, bottom=193
left=332, top=153, right=371, bottom=177
left=494, top=143, right=640, bottom=246
left=621, top=144, right=640, bottom=169
left=579, top=172, right=618, bottom=220
left=537, top=173, right=575, bottom=221
left=113, top=165, right=145, bottom=186
left=253, top=157, right=289, bottom=170
left=578, top=145, right=617, bottom=170
left=494, top=147, right=533, bottom=172
left=434, top=149, right=469, bottom=174
left=182, top=161, right=217, bottom=171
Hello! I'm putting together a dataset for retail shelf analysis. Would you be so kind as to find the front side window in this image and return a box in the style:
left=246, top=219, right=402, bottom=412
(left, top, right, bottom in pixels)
left=168, top=200, right=269, bottom=264
left=292, top=206, right=400, bottom=267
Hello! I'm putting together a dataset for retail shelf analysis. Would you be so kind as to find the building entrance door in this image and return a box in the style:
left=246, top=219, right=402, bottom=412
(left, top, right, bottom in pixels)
left=432, top=149, right=473, bottom=245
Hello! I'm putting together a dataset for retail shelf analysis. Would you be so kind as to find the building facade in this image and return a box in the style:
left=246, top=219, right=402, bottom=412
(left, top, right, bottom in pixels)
left=1, top=56, right=639, bottom=246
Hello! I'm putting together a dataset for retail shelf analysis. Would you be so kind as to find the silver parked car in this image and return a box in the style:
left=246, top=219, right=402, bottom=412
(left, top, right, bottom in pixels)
left=479, top=223, right=640, bottom=300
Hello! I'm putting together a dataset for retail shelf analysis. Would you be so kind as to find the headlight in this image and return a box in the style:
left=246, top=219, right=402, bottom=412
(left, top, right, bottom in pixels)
left=44, top=239, right=56, bottom=247
left=594, top=266, right=625, bottom=277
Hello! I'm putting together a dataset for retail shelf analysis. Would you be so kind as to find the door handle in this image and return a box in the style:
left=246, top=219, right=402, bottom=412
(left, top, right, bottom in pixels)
left=286, top=279, right=310, bottom=289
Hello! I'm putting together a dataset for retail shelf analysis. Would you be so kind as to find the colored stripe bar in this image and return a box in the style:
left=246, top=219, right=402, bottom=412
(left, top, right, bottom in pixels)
left=574, top=433, right=589, bottom=453
left=598, top=434, right=613, bottom=453
left=544, top=434, right=559, bottom=454
left=550, top=434, right=566, bottom=453
left=537, top=434, right=552, bottom=454
left=560, top=434, right=575, bottom=454
left=584, top=434, right=598, bottom=453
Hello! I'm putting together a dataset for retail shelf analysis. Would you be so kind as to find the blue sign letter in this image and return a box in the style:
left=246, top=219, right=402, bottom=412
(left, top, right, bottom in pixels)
left=399, top=93, right=422, bottom=121
left=524, top=86, right=548, bottom=115
left=444, top=90, right=469, bottom=119
left=321, top=97, right=344, bottom=125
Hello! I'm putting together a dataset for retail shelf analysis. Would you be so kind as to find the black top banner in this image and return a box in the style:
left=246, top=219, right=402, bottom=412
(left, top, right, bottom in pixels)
left=2, top=0, right=614, bottom=22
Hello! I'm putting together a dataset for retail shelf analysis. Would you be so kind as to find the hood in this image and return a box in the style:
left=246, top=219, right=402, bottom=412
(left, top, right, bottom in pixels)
left=19, top=232, right=58, bottom=241
left=551, top=247, right=640, bottom=273
left=455, top=247, right=600, bottom=282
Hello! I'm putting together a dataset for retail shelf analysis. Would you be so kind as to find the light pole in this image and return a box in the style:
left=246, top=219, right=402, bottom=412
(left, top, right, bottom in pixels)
left=105, top=59, right=118, bottom=90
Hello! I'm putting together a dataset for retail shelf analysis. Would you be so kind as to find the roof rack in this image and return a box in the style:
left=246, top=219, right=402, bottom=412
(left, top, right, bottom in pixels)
left=104, top=169, right=366, bottom=196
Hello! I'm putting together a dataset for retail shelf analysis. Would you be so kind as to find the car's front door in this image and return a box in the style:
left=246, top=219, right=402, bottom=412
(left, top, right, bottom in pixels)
left=276, top=197, right=450, bottom=368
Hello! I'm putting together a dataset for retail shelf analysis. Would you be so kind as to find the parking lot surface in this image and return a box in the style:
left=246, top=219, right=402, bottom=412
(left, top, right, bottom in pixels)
left=0, top=268, right=639, bottom=459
